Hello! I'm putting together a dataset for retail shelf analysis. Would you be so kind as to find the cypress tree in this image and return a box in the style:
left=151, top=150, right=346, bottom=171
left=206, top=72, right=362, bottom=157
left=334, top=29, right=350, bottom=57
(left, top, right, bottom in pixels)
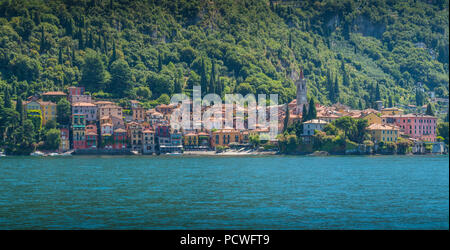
left=174, top=78, right=182, bottom=93
left=111, top=40, right=117, bottom=63
left=375, top=83, right=381, bottom=101
left=72, top=46, right=76, bottom=63
left=425, top=103, right=435, bottom=116
left=283, top=104, right=290, bottom=132
left=58, top=47, right=63, bottom=65
left=209, top=60, right=216, bottom=94
left=3, top=88, right=11, bottom=108
left=334, top=75, right=340, bottom=103
left=157, top=51, right=162, bottom=72
left=288, top=32, right=292, bottom=49
left=78, top=28, right=84, bottom=49
left=307, top=98, right=317, bottom=120
left=200, top=58, right=208, bottom=95
left=388, top=95, right=393, bottom=108
left=301, top=104, right=308, bottom=122
left=96, top=35, right=101, bottom=50
left=40, top=26, right=45, bottom=53
left=103, top=34, right=108, bottom=53
left=16, top=97, right=23, bottom=124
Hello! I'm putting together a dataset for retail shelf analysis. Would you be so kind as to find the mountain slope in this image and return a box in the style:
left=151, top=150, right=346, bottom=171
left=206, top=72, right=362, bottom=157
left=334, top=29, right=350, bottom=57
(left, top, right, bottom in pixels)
left=0, top=0, right=448, bottom=110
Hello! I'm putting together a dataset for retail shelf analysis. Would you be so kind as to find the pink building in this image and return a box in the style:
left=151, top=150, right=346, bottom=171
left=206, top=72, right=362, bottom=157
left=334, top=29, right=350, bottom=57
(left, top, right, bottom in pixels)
left=72, top=102, right=98, bottom=121
left=101, top=123, right=114, bottom=135
left=70, top=95, right=92, bottom=104
left=68, top=86, right=85, bottom=96
left=382, top=114, right=437, bottom=142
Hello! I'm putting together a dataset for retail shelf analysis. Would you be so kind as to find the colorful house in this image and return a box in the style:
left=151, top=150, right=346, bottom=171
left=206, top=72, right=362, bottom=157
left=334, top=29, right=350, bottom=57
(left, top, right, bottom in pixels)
left=39, top=101, right=57, bottom=125
left=143, top=129, right=156, bottom=154
left=70, top=94, right=92, bottom=104
left=85, top=124, right=98, bottom=149
left=183, top=132, right=210, bottom=149
left=132, top=107, right=145, bottom=122
left=211, top=129, right=241, bottom=148
left=126, top=122, right=143, bottom=152
left=68, top=86, right=85, bottom=96
left=382, top=114, right=437, bottom=142
left=98, top=104, right=123, bottom=119
left=72, top=102, right=98, bottom=121
left=156, top=124, right=171, bottom=145
left=302, top=119, right=328, bottom=136
left=41, top=91, right=67, bottom=102
left=59, top=128, right=70, bottom=152
left=367, top=124, right=400, bottom=143
left=361, top=112, right=382, bottom=125
left=381, top=107, right=403, bottom=116
left=72, top=114, right=86, bottom=149
left=113, top=128, right=127, bottom=149
left=24, top=100, right=41, bottom=111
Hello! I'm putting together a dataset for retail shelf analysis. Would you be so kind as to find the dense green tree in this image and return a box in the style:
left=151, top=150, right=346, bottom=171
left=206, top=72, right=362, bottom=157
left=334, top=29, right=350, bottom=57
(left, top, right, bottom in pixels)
left=43, top=128, right=61, bottom=150
left=80, top=50, right=108, bottom=92
left=109, top=59, right=132, bottom=96
left=57, top=98, right=71, bottom=125
left=425, top=103, right=435, bottom=116
left=44, top=119, right=57, bottom=130
left=437, top=122, right=449, bottom=145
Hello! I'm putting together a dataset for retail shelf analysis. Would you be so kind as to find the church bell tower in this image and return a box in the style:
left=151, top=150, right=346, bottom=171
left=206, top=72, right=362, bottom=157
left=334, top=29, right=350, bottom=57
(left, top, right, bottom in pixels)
left=296, top=69, right=307, bottom=114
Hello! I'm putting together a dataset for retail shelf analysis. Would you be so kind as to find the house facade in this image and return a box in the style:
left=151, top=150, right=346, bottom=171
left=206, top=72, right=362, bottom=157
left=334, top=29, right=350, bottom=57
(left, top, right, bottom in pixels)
left=382, top=114, right=437, bottom=142
left=72, top=114, right=86, bottom=149
left=302, top=119, right=328, bottom=136
left=367, top=123, right=400, bottom=143
left=72, top=102, right=98, bottom=121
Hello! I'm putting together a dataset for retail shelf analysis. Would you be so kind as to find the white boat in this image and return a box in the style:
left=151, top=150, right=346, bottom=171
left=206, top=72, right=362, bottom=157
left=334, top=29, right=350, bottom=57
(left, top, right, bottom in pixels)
left=60, top=151, right=73, bottom=156
left=0, top=152, right=5, bottom=157
left=30, top=151, right=45, bottom=156
left=48, top=152, right=60, bottom=156
left=165, top=152, right=182, bottom=156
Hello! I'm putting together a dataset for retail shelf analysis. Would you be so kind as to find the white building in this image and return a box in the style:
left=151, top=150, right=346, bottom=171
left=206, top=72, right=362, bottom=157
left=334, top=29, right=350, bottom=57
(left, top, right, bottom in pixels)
left=302, top=119, right=329, bottom=136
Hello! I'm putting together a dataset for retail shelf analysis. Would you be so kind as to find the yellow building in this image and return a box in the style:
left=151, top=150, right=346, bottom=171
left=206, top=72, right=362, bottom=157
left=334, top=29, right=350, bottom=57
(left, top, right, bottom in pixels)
left=211, top=129, right=241, bottom=148
left=183, top=133, right=199, bottom=146
left=362, top=112, right=382, bottom=125
left=39, top=101, right=57, bottom=125
left=381, top=107, right=403, bottom=116
left=367, top=124, right=400, bottom=143
left=24, top=100, right=41, bottom=111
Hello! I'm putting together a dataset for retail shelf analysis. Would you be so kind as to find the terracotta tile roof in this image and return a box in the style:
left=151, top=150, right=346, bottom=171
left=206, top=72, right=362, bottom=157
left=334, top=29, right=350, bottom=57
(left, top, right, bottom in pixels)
left=367, top=124, right=400, bottom=130
left=42, top=91, right=67, bottom=96
left=114, top=128, right=126, bottom=133
left=303, top=119, right=329, bottom=124
left=72, top=102, right=96, bottom=107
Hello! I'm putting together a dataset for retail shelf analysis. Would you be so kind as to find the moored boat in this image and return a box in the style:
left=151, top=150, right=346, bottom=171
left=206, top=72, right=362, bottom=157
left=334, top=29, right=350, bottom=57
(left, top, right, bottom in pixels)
left=30, top=151, right=45, bottom=156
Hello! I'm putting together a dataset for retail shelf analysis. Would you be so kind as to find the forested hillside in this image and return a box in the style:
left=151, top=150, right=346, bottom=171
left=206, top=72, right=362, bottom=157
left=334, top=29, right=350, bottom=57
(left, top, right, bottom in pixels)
left=0, top=0, right=448, bottom=109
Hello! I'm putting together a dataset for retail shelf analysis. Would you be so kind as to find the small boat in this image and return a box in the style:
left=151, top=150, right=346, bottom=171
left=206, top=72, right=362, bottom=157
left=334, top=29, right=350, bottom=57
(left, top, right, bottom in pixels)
left=165, top=152, right=182, bottom=156
left=48, top=152, right=60, bottom=156
left=60, top=151, right=73, bottom=156
left=30, top=151, right=45, bottom=156
left=0, top=152, right=6, bottom=157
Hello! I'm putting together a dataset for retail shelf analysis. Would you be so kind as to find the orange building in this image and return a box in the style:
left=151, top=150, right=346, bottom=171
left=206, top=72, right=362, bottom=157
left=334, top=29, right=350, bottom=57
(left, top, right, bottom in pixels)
left=211, top=129, right=242, bottom=148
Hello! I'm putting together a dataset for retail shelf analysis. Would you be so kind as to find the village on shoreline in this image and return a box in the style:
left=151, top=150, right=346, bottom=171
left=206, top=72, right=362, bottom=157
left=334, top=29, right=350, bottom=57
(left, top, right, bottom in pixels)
left=1, top=71, right=449, bottom=157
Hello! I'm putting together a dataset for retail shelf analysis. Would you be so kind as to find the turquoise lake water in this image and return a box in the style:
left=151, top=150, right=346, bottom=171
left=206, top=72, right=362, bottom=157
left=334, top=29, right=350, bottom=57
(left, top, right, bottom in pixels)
left=0, top=155, right=448, bottom=229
